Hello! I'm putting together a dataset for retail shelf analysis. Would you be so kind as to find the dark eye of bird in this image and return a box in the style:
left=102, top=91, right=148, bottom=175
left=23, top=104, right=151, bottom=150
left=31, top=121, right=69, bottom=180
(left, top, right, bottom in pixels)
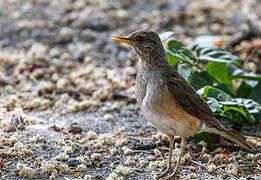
left=136, top=36, right=143, bottom=42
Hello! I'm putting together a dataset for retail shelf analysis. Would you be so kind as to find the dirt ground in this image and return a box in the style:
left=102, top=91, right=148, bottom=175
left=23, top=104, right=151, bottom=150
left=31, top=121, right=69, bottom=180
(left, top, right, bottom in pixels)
left=0, top=0, right=260, bottom=179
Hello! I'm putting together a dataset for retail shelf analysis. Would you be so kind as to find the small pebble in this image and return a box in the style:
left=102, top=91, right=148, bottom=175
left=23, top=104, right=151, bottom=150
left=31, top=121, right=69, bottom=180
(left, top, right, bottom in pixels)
left=188, top=173, right=196, bottom=179
left=148, top=155, right=155, bottom=161
left=189, top=166, right=196, bottom=171
left=148, top=161, right=161, bottom=170
left=111, top=102, right=121, bottom=111
left=77, top=164, right=87, bottom=172
left=152, top=133, right=163, bottom=141
left=213, top=153, right=228, bottom=163
left=54, top=153, right=69, bottom=162
left=247, top=153, right=254, bottom=161
left=60, top=164, right=72, bottom=173
left=87, top=131, right=98, bottom=139
left=125, top=157, right=135, bottom=166
left=153, top=148, right=161, bottom=156
left=49, top=175, right=55, bottom=180
left=10, top=114, right=25, bottom=130
left=110, top=148, right=118, bottom=155
left=9, top=135, right=19, bottom=145
left=41, top=161, right=54, bottom=173
left=202, top=153, right=211, bottom=160
left=115, top=138, right=129, bottom=147
left=122, top=146, right=133, bottom=155
left=115, top=165, right=131, bottom=175
left=91, top=153, right=103, bottom=161
left=56, top=78, right=68, bottom=89
left=106, top=172, right=118, bottom=180
left=67, top=158, right=81, bottom=167
left=84, top=175, right=92, bottom=180
left=246, top=138, right=256, bottom=146
left=139, top=160, right=146, bottom=167
left=63, top=146, right=73, bottom=155
left=68, top=122, right=82, bottom=134
left=208, top=164, right=216, bottom=173
left=104, top=114, right=114, bottom=121
left=38, top=81, right=55, bottom=92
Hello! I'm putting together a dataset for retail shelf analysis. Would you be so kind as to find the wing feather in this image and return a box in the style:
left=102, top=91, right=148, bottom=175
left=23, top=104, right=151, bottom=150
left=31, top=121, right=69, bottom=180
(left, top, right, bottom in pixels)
left=162, top=66, right=225, bottom=131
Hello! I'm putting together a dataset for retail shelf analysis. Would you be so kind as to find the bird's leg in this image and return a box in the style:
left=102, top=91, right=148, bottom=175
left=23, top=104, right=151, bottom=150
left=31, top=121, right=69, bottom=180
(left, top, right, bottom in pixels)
left=156, top=135, right=174, bottom=179
left=167, top=136, right=187, bottom=180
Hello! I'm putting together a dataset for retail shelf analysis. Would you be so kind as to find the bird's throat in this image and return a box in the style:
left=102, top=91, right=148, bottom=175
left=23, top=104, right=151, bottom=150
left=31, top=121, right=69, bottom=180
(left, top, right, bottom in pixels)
left=139, top=48, right=169, bottom=67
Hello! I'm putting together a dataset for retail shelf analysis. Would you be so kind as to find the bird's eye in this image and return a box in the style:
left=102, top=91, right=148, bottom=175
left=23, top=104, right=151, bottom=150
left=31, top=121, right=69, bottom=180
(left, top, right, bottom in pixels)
left=136, top=36, right=143, bottom=42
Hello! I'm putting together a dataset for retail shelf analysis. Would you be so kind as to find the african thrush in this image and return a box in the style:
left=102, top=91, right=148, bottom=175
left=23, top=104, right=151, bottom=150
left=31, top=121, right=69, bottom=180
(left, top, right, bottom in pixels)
left=111, top=31, right=255, bottom=179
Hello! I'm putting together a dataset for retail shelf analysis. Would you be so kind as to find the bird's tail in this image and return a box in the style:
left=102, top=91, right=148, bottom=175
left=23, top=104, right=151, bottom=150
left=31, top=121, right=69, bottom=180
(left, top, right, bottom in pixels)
left=212, top=128, right=256, bottom=152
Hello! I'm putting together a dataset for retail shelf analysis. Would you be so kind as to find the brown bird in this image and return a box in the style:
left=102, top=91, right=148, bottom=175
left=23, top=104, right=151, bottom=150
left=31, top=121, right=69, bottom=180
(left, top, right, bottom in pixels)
left=111, top=31, right=255, bottom=179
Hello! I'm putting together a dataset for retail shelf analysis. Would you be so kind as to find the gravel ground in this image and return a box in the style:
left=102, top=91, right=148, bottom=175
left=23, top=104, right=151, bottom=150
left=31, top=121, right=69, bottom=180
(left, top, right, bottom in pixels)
left=0, top=0, right=260, bottom=179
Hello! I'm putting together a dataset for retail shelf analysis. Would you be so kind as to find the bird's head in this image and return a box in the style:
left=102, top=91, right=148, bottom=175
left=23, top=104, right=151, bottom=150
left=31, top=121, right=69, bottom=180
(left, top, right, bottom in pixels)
left=111, top=31, right=165, bottom=62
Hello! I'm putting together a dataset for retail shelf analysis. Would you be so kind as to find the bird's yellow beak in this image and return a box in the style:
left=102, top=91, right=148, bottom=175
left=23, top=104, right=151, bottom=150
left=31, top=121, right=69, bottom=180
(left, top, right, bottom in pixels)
left=111, top=36, right=136, bottom=45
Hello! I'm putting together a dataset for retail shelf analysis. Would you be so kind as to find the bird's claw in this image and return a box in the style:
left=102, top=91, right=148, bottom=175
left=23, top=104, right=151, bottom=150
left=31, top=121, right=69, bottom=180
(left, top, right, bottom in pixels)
left=155, top=168, right=179, bottom=180
left=155, top=167, right=173, bottom=179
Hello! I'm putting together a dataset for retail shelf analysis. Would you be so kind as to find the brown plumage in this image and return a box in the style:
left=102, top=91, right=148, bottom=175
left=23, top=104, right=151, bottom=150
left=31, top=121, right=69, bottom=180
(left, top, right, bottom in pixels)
left=111, top=31, right=255, bottom=180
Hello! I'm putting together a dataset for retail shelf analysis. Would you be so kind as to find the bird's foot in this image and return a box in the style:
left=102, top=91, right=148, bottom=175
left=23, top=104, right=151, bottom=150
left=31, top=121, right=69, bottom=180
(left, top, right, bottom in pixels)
left=155, top=166, right=173, bottom=179
left=164, top=168, right=178, bottom=180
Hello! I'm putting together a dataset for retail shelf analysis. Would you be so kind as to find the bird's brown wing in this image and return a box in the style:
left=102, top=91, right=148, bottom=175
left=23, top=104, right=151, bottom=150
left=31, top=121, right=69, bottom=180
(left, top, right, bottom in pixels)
left=163, top=66, right=225, bottom=131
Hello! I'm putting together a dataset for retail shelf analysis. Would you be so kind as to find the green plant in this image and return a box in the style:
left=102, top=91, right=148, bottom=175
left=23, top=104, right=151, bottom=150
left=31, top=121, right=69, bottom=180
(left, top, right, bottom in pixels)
left=162, top=33, right=261, bottom=144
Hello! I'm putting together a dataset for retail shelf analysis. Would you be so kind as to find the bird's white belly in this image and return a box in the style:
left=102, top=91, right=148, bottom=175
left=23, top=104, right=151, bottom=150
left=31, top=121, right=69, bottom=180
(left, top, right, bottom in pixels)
left=141, top=105, right=187, bottom=136
left=141, top=93, right=201, bottom=137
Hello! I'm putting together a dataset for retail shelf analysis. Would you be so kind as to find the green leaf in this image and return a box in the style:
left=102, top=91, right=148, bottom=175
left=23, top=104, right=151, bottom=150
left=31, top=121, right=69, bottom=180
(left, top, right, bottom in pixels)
left=213, top=83, right=233, bottom=95
left=167, top=51, right=179, bottom=66
left=236, top=81, right=253, bottom=98
left=206, top=97, right=222, bottom=112
left=221, top=104, right=255, bottom=123
left=206, top=62, right=229, bottom=83
left=195, top=45, right=241, bottom=66
left=197, top=86, right=232, bottom=101
left=177, top=64, right=194, bottom=81
left=189, top=71, right=216, bottom=90
left=207, top=88, right=232, bottom=101
left=230, top=112, right=246, bottom=124
left=219, top=98, right=260, bottom=123
left=249, top=82, right=261, bottom=105
left=206, top=62, right=234, bottom=92
left=233, top=98, right=261, bottom=114
left=193, top=132, right=215, bottom=143
left=228, top=64, right=261, bottom=81
left=197, top=85, right=212, bottom=98
left=167, top=40, right=197, bottom=64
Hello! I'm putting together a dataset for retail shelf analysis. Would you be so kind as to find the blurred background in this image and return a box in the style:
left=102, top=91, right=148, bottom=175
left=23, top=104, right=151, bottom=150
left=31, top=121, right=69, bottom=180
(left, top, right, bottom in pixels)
left=0, top=0, right=260, bottom=179
left=0, top=0, right=260, bottom=66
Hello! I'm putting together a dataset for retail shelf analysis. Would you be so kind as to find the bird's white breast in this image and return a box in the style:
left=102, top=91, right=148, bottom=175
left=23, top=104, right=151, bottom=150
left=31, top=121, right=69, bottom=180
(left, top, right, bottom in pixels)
left=140, top=84, right=201, bottom=137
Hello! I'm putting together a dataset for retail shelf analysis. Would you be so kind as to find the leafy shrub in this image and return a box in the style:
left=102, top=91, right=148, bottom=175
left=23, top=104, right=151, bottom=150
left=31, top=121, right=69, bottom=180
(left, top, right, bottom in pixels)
left=161, top=33, right=261, bottom=144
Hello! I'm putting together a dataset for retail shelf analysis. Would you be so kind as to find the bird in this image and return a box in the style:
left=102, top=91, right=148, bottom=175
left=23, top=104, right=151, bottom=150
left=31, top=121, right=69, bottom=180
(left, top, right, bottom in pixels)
left=111, top=31, right=255, bottom=179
